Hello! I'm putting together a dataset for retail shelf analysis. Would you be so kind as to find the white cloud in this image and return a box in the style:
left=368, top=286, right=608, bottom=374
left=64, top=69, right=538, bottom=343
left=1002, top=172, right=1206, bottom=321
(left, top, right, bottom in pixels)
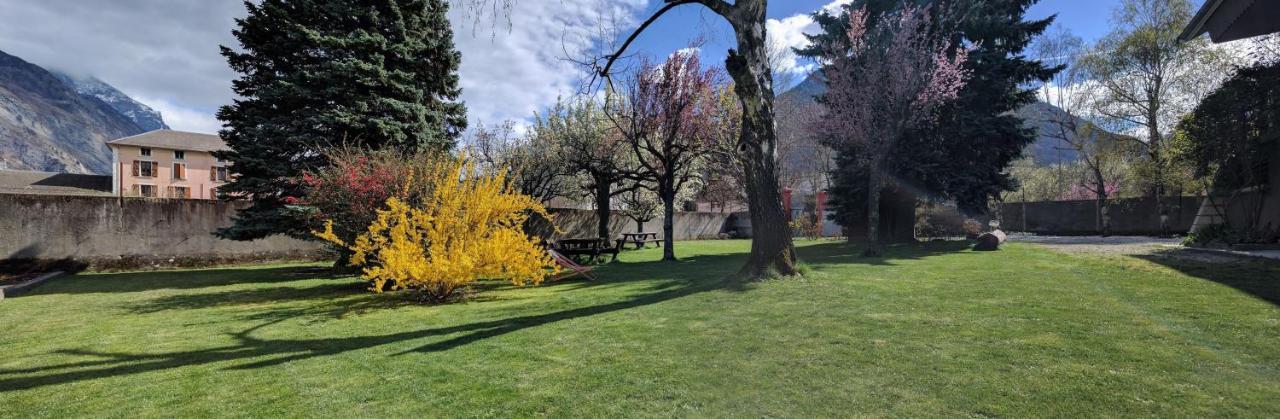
left=456, top=0, right=646, bottom=127
left=0, top=0, right=646, bottom=137
left=134, top=96, right=222, bottom=134
left=0, top=0, right=243, bottom=115
left=765, top=0, right=852, bottom=77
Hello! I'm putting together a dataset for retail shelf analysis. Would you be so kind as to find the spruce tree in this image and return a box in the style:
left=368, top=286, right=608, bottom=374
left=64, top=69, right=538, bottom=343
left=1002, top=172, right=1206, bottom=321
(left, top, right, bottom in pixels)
left=801, top=0, right=1058, bottom=227
left=215, top=0, right=466, bottom=240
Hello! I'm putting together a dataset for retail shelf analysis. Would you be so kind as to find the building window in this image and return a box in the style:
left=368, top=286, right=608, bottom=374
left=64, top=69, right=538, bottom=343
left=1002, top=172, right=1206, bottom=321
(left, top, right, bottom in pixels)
left=170, top=186, right=190, bottom=199
left=213, top=166, right=229, bottom=182
left=172, top=163, right=186, bottom=180
left=135, top=184, right=156, bottom=197
left=174, top=150, right=185, bottom=160
left=140, top=147, right=152, bottom=157
left=133, top=160, right=156, bottom=177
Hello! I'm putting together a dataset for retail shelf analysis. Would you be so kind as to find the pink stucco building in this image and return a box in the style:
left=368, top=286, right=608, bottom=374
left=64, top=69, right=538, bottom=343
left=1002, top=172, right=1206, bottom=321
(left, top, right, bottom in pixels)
left=107, top=130, right=230, bottom=200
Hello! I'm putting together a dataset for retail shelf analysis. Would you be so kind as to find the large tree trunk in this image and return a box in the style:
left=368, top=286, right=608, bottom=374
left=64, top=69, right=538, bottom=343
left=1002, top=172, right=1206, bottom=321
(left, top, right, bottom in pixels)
left=597, top=0, right=796, bottom=277
left=725, top=0, right=798, bottom=278
left=1092, top=165, right=1109, bottom=236
left=864, top=161, right=883, bottom=257
left=1147, top=105, right=1168, bottom=236
left=594, top=175, right=612, bottom=239
left=661, top=186, right=677, bottom=261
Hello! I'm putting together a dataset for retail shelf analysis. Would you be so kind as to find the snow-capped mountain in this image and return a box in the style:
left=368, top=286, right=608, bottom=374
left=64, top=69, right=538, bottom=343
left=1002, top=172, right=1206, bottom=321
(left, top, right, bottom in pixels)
left=0, top=49, right=150, bottom=174
left=52, top=71, right=168, bottom=132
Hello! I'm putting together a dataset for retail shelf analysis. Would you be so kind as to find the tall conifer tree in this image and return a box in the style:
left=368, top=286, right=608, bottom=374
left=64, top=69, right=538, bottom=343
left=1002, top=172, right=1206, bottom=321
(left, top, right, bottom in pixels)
left=801, top=0, right=1058, bottom=225
left=215, top=0, right=466, bottom=240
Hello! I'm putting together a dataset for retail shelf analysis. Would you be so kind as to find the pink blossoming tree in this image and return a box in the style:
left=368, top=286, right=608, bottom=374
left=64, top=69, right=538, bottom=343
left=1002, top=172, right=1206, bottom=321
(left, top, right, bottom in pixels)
left=613, top=51, right=721, bottom=261
left=815, top=5, right=971, bottom=256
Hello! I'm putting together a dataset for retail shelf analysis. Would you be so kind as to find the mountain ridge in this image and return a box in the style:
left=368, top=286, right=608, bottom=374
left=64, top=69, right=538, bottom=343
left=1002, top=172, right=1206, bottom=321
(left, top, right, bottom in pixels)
left=52, top=71, right=168, bottom=132
left=0, top=49, right=150, bottom=174
left=778, top=72, right=1090, bottom=166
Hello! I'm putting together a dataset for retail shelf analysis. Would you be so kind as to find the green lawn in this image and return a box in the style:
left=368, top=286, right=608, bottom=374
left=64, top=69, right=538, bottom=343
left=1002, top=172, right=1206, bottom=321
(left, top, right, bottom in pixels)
left=3, top=240, right=1280, bottom=417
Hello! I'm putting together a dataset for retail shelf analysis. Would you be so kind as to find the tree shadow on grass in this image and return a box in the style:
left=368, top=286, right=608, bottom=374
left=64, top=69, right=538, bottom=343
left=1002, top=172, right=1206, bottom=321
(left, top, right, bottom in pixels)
left=0, top=241, right=975, bottom=392
left=797, top=239, right=975, bottom=268
left=32, top=266, right=350, bottom=296
left=1134, top=250, right=1280, bottom=306
left=122, top=281, right=369, bottom=315
left=0, top=251, right=750, bottom=392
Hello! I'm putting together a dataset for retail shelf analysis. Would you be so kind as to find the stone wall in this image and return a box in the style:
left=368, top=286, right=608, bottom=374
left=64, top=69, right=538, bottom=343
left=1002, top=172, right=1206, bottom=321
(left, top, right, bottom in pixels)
left=0, top=194, right=324, bottom=268
left=530, top=208, right=734, bottom=240
left=0, top=194, right=735, bottom=267
left=998, top=196, right=1203, bottom=236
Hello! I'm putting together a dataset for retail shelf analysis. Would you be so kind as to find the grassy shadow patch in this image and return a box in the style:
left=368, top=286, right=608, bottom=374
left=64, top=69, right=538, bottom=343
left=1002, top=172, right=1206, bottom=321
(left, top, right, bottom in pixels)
left=1134, top=251, right=1280, bottom=306
left=0, top=250, right=760, bottom=392
left=31, top=265, right=349, bottom=295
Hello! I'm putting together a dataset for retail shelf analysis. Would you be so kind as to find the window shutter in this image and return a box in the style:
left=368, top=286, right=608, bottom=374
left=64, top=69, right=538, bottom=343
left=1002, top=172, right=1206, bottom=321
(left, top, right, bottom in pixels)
left=210, top=166, right=217, bottom=181
left=132, top=160, right=139, bottom=177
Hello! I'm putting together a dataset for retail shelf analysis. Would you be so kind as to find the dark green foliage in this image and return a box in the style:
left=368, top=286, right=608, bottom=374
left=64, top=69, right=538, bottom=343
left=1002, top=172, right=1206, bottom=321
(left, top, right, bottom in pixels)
left=215, top=0, right=467, bottom=240
left=1183, top=223, right=1239, bottom=246
left=1174, top=62, right=1279, bottom=192
left=801, top=0, right=1059, bottom=220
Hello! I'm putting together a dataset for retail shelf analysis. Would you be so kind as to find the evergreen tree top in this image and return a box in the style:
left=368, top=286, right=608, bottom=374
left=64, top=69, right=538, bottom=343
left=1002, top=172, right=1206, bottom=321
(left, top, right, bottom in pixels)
left=215, top=0, right=467, bottom=241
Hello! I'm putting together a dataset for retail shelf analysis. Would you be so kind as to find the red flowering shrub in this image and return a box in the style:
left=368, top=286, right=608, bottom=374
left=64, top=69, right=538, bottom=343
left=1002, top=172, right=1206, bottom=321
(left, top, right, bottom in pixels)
left=290, top=148, right=444, bottom=253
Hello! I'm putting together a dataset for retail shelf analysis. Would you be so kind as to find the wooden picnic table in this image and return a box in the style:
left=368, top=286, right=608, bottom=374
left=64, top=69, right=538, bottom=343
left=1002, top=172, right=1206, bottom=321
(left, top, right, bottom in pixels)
left=552, top=238, right=622, bottom=263
left=621, top=232, right=660, bottom=249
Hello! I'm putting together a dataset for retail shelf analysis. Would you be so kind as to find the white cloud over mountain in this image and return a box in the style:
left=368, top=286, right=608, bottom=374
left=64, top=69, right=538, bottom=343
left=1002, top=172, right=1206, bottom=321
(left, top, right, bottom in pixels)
left=0, top=0, right=644, bottom=134
left=765, top=0, right=852, bottom=77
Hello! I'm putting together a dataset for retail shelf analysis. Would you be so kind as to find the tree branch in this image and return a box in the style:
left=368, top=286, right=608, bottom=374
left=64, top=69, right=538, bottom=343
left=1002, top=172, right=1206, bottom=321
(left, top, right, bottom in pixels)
left=595, top=0, right=733, bottom=85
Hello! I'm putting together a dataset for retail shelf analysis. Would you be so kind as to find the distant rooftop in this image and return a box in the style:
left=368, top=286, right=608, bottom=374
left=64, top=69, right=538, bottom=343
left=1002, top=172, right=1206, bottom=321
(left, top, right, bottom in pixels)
left=107, top=129, right=227, bottom=153
left=0, top=169, right=112, bottom=197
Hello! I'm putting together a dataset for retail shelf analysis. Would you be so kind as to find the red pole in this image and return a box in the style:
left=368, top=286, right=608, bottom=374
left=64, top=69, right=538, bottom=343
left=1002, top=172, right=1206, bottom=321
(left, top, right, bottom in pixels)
left=816, top=190, right=827, bottom=230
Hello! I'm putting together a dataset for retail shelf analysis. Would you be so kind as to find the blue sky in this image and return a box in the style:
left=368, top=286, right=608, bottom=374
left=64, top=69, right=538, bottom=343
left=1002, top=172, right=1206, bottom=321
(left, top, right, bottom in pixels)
left=0, top=0, right=1206, bottom=134
left=621, top=0, right=1205, bottom=91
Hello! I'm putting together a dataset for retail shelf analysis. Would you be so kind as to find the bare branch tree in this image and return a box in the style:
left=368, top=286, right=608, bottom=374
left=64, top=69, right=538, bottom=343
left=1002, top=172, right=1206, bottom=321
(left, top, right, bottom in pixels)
left=536, top=96, right=637, bottom=239
left=583, top=0, right=800, bottom=277
left=1033, top=26, right=1134, bottom=235
left=464, top=120, right=568, bottom=204
left=611, top=52, right=720, bottom=261
left=1081, top=0, right=1234, bottom=234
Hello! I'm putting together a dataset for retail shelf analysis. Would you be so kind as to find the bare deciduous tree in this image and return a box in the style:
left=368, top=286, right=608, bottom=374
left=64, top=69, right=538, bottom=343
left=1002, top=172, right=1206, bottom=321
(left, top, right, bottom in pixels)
left=465, top=120, right=568, bottom=204
left=535, top=97, right=635, bottom=239
left=1081, top=0, right=1232, bottom=234
left=611, top=52, right=719, bottom=261
left=587, top=0, right=799, bottom=277
left=1034, top=26, right=1134, bottom=235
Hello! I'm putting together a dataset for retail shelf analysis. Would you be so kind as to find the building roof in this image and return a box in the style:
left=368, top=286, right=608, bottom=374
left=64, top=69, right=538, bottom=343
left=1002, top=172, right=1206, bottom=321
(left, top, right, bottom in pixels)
left=1180, top=0, right=1280, bottom=43
left=107, top=129, right=228, bottom=153
left=0, top=170, right=112, bottom=197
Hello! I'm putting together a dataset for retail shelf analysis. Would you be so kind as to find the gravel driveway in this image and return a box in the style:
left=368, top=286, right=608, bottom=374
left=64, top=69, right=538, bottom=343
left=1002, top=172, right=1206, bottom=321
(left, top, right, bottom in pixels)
left=1009, top=234, right=1280, bottom=264
left=1010, top=235, right=1183, bottom=255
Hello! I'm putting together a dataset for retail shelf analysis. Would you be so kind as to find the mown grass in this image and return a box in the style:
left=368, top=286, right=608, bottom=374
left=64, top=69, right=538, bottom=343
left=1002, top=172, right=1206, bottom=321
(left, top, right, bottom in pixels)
left=2, top=240, right=1280, bottom=417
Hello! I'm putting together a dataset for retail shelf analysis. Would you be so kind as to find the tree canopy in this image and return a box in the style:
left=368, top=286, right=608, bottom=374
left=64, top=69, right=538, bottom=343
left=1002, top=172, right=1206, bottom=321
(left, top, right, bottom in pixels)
left=800, top=0, right=1059, bottom=216
left=216, top=0, right=467, bottom=240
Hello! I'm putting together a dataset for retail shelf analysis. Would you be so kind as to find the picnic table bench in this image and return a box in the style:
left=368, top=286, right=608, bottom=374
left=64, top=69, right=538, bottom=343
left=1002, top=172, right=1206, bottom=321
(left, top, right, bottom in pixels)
left=621, top=232, right=662, bottom=250
left=551, top=238, right=624, bottom=263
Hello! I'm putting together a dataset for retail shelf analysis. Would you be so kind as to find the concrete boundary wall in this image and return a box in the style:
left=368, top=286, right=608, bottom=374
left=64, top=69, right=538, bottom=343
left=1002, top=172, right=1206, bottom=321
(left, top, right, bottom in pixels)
left=998, top=196, right=1202, bottom=236
left=0, top=194, right=324, bottom=267
left=531, top=208, right=734, bottom=241
left=0, top=194, right=735, bottom=267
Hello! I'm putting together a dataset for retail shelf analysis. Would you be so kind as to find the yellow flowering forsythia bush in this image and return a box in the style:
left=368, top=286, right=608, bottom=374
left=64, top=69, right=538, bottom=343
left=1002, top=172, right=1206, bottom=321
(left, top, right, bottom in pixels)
left=315, top=157, right=560, bottom=301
